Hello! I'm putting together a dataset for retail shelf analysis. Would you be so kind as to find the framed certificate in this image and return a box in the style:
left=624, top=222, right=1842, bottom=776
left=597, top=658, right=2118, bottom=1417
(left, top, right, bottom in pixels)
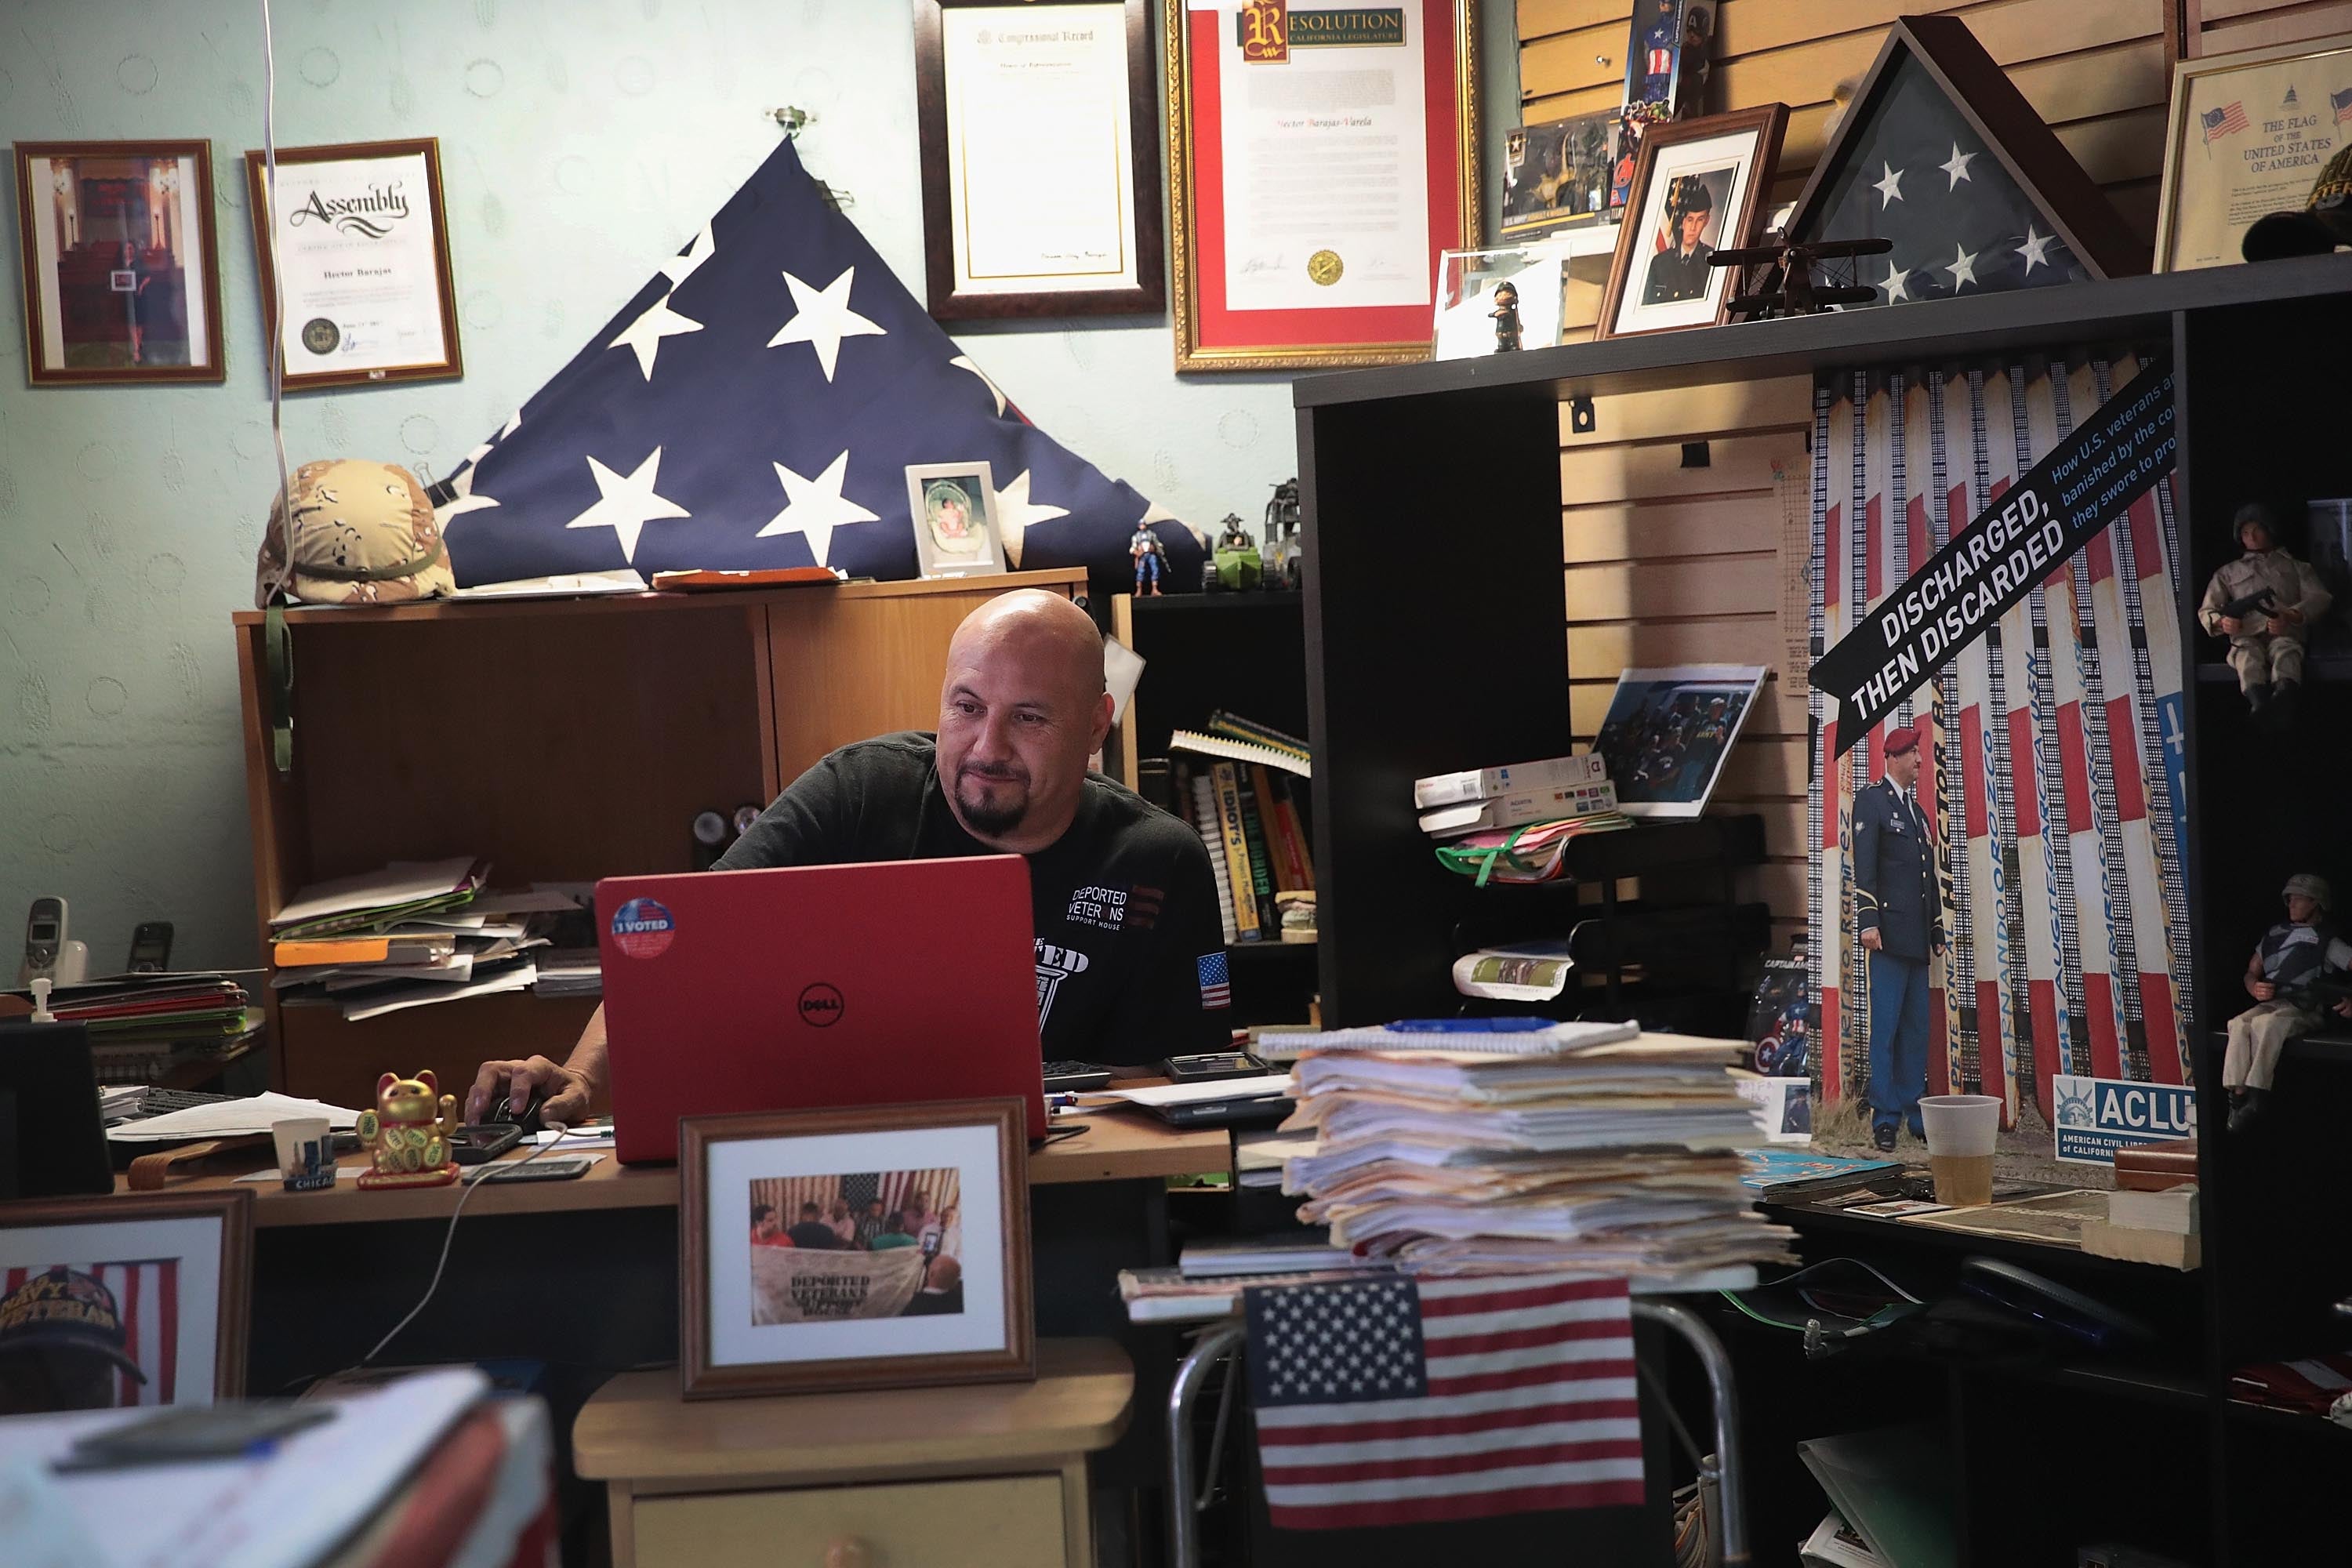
left=1167, top=0, right=1481, bottom=372
left=916, top=0, right=1165, bottom=320
left=2154, top=34, right=2352, bottom=272
left=242, top=138, right=462, bottom=390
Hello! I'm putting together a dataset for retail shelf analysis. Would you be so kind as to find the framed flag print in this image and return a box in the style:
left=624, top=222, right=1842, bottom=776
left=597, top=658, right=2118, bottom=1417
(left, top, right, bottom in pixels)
left=2153, top=34, right=2352, bottom=272
left=1167, top=0, right=1482, bottom=372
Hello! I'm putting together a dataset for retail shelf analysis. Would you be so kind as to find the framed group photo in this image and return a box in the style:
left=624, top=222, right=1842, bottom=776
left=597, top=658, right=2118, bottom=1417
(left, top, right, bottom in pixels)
left=679, top=1098, right=1033, bottom=1399
left=0, top=1191, right=253, bottom=1415
left=914, top=0, right=1165, bottom=319
left=1166, top=0, right=1481, bottom=372
left=244, top=138, right=463, bottom=390
left=13, top=140, right=226, bottom=385
left=2154, top=34, right=2352, bottom=272
left=1592, top=663, right=1769, bottom=818
left=1598, top=105, right=1785, bottom=342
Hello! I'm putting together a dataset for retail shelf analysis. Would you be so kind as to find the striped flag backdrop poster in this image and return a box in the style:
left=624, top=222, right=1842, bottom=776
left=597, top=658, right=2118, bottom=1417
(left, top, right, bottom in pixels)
left=1243, top=1273, right=1643, bottom=1528
left=1806, top=356, right=2194, bottom=1129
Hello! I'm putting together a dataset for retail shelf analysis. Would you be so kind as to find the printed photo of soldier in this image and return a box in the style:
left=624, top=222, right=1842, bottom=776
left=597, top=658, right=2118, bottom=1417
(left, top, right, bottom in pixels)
left=1594, top=667, right=1763, bottom=814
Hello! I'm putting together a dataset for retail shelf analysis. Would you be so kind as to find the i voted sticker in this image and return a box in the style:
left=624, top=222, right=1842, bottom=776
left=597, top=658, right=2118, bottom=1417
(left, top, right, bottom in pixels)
left=609, top=897, right=676, bottom=960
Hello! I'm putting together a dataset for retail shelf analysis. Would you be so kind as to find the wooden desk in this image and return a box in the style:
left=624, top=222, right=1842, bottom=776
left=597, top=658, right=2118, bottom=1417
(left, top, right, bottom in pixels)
left=577, top=1339, right=1134, bottom=1568
left=116, top=1111, right=1232, bottom=1226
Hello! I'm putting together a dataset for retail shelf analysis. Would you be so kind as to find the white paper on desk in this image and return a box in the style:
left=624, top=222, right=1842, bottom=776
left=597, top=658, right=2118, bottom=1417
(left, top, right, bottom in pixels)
left=108, top=1091, right=361, bottom=1142
left=1107, top=1074, right=1292, bottom=1109
left=339, top=960, right=536, bottom=1022
left=272, top=857, right=480, bottom=928
left=0, top=1368, right=488, bottom=1568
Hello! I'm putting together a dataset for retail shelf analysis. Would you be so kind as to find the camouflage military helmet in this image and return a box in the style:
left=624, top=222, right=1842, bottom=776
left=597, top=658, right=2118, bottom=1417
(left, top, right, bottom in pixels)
left=2283, top=873, right=2332, bottom=911
left=256, top=458, right=456, bottom=607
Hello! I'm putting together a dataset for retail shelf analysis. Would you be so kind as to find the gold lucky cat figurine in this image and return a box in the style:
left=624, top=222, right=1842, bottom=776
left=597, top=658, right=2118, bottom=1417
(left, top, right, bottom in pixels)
left=355, top=1069, right=461, bottom=1189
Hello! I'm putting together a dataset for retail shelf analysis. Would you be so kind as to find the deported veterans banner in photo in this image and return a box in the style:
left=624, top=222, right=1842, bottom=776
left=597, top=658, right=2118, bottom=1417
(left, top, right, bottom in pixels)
left=1811, top=354, right=2176, bottom=752
left=751, top=1246, right=926, bottom=1325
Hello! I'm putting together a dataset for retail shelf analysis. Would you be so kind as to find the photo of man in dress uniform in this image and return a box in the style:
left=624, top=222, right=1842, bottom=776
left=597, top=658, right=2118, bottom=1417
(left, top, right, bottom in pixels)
left=1853, top=725, right=1944, bottom=1152
left=1643, top=175, right=1720, bottom=307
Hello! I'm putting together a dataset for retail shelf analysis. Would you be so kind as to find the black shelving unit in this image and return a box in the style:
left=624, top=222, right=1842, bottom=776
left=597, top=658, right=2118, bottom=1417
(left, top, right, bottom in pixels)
left=1293, top=251, right=2352, bottom=1567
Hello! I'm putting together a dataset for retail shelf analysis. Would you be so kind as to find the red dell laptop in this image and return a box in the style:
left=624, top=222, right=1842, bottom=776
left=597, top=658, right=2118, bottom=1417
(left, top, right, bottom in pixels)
left=595, top=855, right=1048, bottom=1163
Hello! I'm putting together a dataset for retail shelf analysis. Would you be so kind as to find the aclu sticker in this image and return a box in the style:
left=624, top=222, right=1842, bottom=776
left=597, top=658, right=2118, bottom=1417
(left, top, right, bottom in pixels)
left=608, top=896, right=677, bottom=960
left=2052, top=1073, right=2197, bottom=1164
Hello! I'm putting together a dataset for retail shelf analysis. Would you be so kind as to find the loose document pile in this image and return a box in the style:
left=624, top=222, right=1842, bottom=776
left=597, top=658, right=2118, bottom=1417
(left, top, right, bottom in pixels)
left=270, top=858, right=597, bottom=1019
left=1276, top=1020, right=1795, bottom=1279
left=1416, top=753, right=1632, bottom=887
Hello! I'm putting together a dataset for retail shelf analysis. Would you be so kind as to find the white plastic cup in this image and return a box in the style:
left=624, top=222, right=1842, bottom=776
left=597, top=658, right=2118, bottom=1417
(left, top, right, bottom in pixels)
left=1919, top=1094, right=1999, bottom=1207
left=271, top=1117, right=336, bottom=1190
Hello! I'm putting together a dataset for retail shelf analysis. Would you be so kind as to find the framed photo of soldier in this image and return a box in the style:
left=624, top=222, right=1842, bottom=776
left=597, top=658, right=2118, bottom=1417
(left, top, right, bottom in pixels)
left=678, top=1098, right=1033, bottom=1399
left=12, top=140, right=227, bottom=386
left=1596, top=105, right=1785, bottom=342
left=0, top=1190, right=254, bottom=1415
left=243, top=138, right=463, bottom=391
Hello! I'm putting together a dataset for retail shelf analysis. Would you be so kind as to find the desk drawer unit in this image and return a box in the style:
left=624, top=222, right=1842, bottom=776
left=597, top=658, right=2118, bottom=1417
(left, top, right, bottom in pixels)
left=631, top=1474, right=1072, bottom=1568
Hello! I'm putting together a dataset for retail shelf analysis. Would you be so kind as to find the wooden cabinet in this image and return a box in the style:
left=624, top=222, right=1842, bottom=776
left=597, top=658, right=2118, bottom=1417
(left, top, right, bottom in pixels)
left=575, top=1339, right=1133, bottom=1568
left=230, top=571, right=1083, bottom=1107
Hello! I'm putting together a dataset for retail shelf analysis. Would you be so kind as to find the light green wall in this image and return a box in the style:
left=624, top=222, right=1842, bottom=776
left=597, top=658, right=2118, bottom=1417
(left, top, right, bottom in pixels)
left=0, top=0, right=1516, bottom=971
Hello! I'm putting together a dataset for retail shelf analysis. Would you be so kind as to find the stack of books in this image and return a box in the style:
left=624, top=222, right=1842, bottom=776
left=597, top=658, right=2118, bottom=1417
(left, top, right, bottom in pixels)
left=1118, top=1232, right=1377, bottom=1321
left=1414, top=753, right=1632, bottom=885
left=1273, top=1018, right=1795, bottom=1281
left=270, top=862, right=590, bottom=1018
left=23, top=973, right=261, bottom=1081
left=1170, top=713, right=1313, bottom=946
left=2080, top=1183, right=2200, bottom=1269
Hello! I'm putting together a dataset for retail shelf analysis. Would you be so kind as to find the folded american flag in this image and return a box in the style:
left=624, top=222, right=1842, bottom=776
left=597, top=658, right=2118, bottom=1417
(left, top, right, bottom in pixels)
left=1243, top=1272, right=1644, bottom=1529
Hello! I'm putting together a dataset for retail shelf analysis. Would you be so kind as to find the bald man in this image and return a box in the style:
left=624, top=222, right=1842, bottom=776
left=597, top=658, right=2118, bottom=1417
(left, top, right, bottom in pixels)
left=468, top=590, right=1229, bottom=1124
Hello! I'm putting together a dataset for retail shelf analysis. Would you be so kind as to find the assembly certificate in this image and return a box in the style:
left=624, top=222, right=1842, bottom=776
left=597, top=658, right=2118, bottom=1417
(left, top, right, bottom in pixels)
left=2165, top=42, right=2352, bottom=270
left=1212, top=2, right=1432, bottom=311
left=255, top=146, right=452, bottom=382
left=941, top=4, right=1140, bottom=296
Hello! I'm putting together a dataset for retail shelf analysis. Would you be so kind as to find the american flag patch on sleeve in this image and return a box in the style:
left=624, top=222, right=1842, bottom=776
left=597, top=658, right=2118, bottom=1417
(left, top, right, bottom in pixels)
left=1197, top=952, right=1232, bottom=1010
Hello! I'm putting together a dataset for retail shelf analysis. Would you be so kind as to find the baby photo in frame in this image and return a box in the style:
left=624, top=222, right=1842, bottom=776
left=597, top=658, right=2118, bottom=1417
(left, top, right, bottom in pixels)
left=904, top=461, right=1006, bottom=577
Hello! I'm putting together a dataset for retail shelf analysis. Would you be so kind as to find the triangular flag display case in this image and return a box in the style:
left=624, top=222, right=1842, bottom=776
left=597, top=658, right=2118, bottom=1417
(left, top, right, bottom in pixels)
left=1778, top=14, right=2150, bottom=307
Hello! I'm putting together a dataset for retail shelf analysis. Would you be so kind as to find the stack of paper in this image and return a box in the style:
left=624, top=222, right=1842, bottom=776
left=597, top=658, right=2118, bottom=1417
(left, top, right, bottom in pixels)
left=11, top=972, right=263, bottom=1080
left=1413, top=752, right=1632, bottom=882
left=270, top=870, right=594, bottom=1018
left=1276, top=1022, right=1794, bottom=1280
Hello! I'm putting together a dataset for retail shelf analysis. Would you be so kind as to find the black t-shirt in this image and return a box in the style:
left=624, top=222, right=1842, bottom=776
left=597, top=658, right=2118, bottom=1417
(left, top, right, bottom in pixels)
left=713, top=732, right=1231, bottom=1067
left=785, top=1220, right=841, bottom=1250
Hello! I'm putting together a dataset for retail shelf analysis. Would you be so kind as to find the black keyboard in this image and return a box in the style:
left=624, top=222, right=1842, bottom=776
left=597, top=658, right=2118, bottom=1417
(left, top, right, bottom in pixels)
left=1042, top=1060, right=1114, bottom=1091
left=104, top=1087, right=237, bottom=1126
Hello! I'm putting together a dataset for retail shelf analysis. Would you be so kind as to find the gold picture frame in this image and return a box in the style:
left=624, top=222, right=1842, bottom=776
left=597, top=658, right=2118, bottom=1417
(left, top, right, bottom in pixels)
left=2153, top=33, right=2352, bottom=273
left=1166, top=0, right=1482, bottom=372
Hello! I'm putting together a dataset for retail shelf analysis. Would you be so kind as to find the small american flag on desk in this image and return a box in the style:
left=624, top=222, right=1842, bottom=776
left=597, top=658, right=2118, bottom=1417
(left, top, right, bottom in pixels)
left=1243, top=1273, right=1644, bottom=1529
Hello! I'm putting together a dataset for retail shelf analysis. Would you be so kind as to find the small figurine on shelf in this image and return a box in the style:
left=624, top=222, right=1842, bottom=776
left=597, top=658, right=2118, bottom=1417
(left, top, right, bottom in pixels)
left=2223, top=874, right=2352, bottom=1133
left=1264, top=479, right=1302, bottom=590
left=355, top=1069, right=461, bottom=1189
left=1130, top=522, right=1167, bottom=597
left=1211, top=514, right=1262, bottom=591
left=1490, top=281, right=1523, bottom=353
left=2199, top=503, right=2332, bottom=725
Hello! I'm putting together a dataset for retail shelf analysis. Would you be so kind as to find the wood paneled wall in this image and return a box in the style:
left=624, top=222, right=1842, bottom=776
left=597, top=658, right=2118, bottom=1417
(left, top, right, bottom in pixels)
left=1521, top=0, right=2339, bottom=944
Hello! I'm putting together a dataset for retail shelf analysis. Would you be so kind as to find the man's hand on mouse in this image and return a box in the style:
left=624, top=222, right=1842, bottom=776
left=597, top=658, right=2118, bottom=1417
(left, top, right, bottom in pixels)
left=466, top=1054, right=593, bottom=1126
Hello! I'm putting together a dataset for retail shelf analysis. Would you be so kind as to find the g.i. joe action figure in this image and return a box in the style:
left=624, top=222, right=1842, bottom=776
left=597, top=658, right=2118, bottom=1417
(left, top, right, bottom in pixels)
left=2200, top=503, right=2332, bottom=724
left=1130, top=523, right=1166, bottom=596
left=2225, top=874, right=2352, bottom=1132
left=1491, top=281, right=1523, bottom=353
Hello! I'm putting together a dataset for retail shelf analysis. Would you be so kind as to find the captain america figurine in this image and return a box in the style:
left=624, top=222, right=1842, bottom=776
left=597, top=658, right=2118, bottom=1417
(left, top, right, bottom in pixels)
left=1853, top=724, right=1945, bottom=1152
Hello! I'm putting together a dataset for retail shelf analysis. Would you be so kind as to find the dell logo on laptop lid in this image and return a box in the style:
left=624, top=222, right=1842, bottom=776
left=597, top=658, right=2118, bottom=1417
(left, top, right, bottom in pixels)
left=797, top=982, right=845, bottom=1026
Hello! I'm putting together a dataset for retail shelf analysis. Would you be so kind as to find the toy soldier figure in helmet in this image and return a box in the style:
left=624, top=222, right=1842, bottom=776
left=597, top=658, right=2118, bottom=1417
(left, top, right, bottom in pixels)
left=1853, top=724, right=1945, bottom=1152
left=2199, top=503, right=2331, bottom=726
left=2224, top=873, right=2352, bottom=1132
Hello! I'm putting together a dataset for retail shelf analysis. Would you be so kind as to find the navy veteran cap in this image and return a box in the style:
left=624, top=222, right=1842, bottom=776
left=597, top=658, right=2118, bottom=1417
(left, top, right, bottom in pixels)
left=2243, top=142, right=2352, bottom=260
left=0, top=1266, right=147, bottom=1380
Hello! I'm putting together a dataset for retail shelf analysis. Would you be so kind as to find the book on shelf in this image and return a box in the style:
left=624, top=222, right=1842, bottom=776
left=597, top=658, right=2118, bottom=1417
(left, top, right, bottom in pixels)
left=1232, top=768, right=1282, bottom=935
left=1209, top=762, right=1263, bottom=942
left=1413, top=753, right=1608, bottom=810
left=1795, top=1426, right=1957, bottom=1568
left=1206, top=709, right=1310, bottom=760
left=2078, top=1218, right=2201, bottom=1269
left=1252, top=764, right=1315, bottom=894
left=2107, top=1183, right=2198, bottom=1235
left=1171, top=728, right=1308, bottom=779
left=1182, top=763, right=1240, bottom=945
left=1418, top=779, right=1621, bottom=840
